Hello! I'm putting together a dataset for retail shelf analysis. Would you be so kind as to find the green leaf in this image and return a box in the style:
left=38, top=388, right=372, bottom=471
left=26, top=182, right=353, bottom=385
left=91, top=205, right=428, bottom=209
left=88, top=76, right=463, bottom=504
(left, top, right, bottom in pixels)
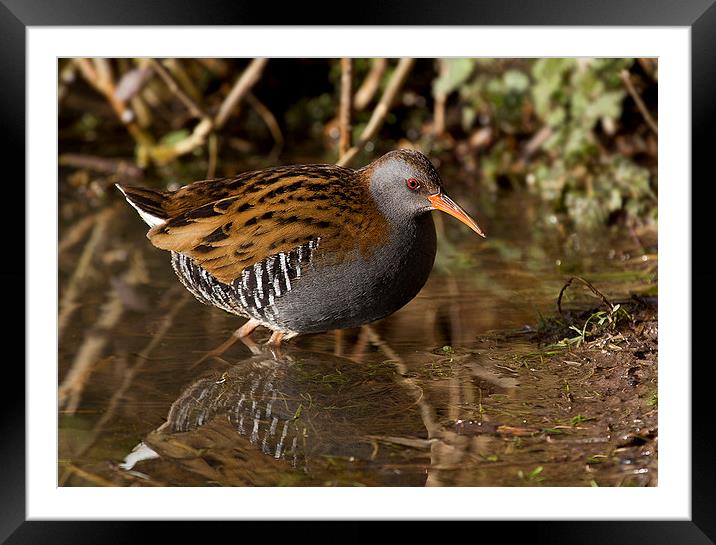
left=503, top=69, right=530, bottom=92
left=159, top=129, right=190, bottom=146
left=433, top=59, right=475, bottom=96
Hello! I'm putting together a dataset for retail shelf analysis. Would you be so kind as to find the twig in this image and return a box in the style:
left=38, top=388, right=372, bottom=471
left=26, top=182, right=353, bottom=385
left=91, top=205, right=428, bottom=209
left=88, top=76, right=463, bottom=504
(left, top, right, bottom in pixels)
left=59, top=153, right=143, bottom=179
left=339, top=58, right=353, bottom=157
left=637, top=58, right=658, bottom=82
left=214, top=58, right=269, bottom=130
left=337, top=58, right=415, bottom=167
left=148, top=117, right=213, bottom=166
left=354, top=58, right=387, bottom=111
left=246, top=92, right=284, bottom=157
left=130, top=94, right=153, bottom=128
left=149, top=58, right=206, bottom=119
left=557, top=276, right=614, bottom=316
left=433, top=59, right=447, bottom=136
left=147, top=59, right=269, bottom=167
left=620, top=69, right=658, bottom=135
left=163, top=58, right=204, bottom=102
left=74, top=58, right=154, bottom=148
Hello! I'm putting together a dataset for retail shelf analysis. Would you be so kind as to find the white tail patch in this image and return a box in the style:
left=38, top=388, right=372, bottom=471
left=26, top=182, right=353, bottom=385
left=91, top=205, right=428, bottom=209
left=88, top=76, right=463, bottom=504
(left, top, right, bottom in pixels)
left=115, top=183, right=167, bottom=227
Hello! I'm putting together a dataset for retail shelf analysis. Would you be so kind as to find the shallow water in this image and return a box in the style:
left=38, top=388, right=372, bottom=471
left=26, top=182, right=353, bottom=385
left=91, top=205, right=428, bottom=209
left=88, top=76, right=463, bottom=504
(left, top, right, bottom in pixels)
left=58, top=176, right=657, bottom=487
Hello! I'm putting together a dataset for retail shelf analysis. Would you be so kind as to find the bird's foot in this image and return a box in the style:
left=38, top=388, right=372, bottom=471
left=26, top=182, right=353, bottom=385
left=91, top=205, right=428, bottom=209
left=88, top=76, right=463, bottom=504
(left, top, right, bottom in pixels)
left=262, top=331, right=286, bottom=358
left=193, top=319, right=262, bottom=365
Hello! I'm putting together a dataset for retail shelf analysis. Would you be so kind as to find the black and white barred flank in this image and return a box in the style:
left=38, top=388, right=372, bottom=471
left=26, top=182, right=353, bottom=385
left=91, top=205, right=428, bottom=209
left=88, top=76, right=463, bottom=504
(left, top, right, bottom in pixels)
left=170, top=238, right=321, bottom=330
left=165, top=362, right=307, bottom=468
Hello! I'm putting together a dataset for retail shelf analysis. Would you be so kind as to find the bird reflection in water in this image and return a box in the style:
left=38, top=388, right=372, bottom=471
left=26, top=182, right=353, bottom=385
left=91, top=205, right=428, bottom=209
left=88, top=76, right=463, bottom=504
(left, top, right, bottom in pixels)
left=120, top=344, right=431, bottom=486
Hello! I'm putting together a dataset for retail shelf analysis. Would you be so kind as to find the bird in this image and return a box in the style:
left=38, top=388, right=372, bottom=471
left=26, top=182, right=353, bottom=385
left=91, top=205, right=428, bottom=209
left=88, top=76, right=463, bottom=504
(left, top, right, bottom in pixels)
left=117, top=149, right=485, bottom=348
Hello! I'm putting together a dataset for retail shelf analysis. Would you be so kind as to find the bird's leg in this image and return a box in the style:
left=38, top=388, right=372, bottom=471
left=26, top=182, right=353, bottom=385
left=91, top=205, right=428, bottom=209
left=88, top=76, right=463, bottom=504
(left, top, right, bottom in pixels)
left=236, top=318, right=261, bottom=338
left=267, top=330, right=285, bottom=346
left=264, top=330, right=286, bottom=359
left=196, top=318, right=262, bottom=363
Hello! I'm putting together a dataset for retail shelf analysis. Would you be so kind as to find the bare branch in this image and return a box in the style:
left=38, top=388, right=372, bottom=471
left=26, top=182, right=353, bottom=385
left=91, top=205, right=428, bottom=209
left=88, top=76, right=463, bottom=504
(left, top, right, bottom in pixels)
left=620, top=69, right=658, bottom=135
left=75, top=58, right=154, bottom=148
left=246, top=92, right=284, bottom=156
left=433, top=59, right=447, bottom=136
left=215, top=58, right=269, bottom=130
left=59, top=153, right=142, bottom=179
left=149, top=58, right=206, bottom=119
left=354, top=58, right=387, bottom=111
left=339, top=58, right=353, bottom=157
left=148, top=117, right=213, bottom=166
left=337, top=58, right=415, bottom=167
left=557, top=276, right=614, bottom=316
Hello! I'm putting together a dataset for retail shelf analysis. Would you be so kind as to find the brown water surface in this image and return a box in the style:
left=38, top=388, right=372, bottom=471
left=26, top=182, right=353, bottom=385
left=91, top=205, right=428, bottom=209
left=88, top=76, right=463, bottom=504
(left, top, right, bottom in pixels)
left=58, top=172, right=657, bottom=487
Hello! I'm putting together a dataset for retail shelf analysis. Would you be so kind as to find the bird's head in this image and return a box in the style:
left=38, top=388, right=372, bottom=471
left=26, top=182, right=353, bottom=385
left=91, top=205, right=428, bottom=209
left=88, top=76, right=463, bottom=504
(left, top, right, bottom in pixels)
left=363, top=149, right=485, bottom=237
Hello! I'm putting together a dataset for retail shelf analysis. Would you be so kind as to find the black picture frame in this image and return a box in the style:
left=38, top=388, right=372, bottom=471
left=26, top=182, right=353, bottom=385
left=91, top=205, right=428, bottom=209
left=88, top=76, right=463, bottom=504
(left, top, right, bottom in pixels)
left=5, top=0, right=710, bottom=541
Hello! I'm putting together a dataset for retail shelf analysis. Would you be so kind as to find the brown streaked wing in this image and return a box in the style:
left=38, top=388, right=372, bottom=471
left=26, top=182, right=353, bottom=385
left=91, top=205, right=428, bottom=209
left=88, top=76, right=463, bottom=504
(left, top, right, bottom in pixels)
left=147, top=164, right=390, bottom=284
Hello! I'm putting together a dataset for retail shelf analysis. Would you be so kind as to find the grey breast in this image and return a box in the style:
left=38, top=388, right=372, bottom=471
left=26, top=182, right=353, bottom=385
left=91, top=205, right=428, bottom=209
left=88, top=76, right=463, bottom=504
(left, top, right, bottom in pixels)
left=270, top=213, right=437, bottom=333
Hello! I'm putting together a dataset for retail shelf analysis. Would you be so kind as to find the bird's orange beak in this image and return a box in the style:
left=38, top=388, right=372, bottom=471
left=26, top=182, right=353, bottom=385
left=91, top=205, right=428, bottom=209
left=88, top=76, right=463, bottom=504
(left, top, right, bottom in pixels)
left=428, top=193, right=486, bottom=238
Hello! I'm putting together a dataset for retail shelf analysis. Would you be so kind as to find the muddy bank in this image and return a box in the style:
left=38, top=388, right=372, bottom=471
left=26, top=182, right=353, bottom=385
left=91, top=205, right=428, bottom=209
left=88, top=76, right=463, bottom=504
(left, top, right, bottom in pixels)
left=446, top=293, right=658, bottom=487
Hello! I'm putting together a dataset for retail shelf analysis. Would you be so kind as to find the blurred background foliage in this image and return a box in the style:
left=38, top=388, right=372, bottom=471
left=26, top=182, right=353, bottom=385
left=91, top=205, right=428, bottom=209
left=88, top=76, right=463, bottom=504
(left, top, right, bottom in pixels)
left=59, top=57, right=657, bottom=231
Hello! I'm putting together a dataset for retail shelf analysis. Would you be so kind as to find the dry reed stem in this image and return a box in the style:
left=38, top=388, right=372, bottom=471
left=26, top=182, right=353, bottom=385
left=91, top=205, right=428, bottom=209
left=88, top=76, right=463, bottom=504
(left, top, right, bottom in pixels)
left=149, top=59, right=269, bottom=166
left=354, top=58, right=387, bottom=111
left=130, top=92, right=153, bottom=128
left=74, top=58, right=154, bottom=147
left=337, top=58, right=415, bottom=167
left=149, top=58, right=206, bottom=119
left=339, top=58, right=353, bottom=157
left=58, top=153, right=143, bottom=178
left=164, top=59, right=203, bottom=102
left=149, top=117, right=213, bottom=165
left=433, top=59, right=447, bottom=136
left=76, top=58, right=269, bottom=167
left=246, top=92, right=284, bottom=156
left=215, top=58, right=269, bottom=130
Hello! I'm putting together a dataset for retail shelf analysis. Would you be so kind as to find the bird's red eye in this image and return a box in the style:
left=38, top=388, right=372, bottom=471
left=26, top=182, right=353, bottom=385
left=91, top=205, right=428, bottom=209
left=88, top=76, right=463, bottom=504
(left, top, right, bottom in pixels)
left=406, top=178, right=419, bottom=190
